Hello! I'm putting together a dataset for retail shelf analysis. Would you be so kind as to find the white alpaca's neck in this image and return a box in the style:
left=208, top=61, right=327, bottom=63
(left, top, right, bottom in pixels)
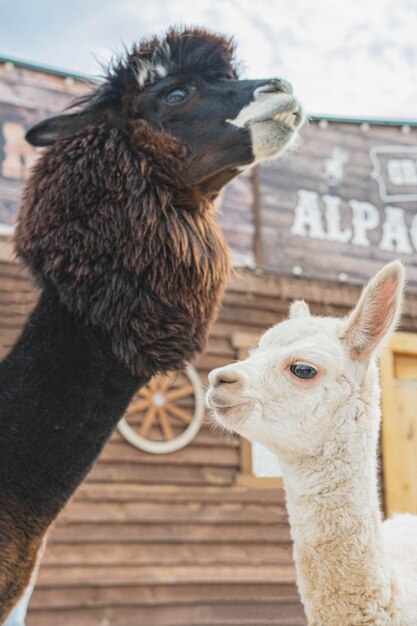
left=280, top=390, right=400, bottom=625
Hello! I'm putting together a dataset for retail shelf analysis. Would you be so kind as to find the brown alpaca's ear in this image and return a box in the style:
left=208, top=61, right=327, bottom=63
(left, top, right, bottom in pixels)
left=289, top=300, right=310, bottom=319
left=25, top=106, right=111, bottom=146
left=342, top=261, right=406, bottom=361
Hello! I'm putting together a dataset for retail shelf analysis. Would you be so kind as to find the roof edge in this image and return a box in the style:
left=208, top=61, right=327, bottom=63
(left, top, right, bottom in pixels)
left=0, top=55, right=99, bottom=84
left=309, top=113, right=417, bottom=127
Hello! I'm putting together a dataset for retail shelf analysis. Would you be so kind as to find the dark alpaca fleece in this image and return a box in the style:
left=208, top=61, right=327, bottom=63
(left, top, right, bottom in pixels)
left=0, top=288, right=142, bottom=622
left=16, top=122, right=230, bottom=378
left=2, top=26, right=305, bottom=621
left=2, top=28, right=238, bottom=620
left=16, top=27, right=239, bottom=378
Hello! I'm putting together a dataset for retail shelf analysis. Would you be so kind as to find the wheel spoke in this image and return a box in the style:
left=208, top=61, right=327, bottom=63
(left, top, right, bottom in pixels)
left=166, top=385, right=194, bottom=402
left=126, top=398, right=149, bottom=414
left=138, top=407, right=156, bottom=438
left=138, top=386, right=152, bottom=398
left=166, top=403, right=193, bottom=424
left=158, top=409, right=174, bottom=440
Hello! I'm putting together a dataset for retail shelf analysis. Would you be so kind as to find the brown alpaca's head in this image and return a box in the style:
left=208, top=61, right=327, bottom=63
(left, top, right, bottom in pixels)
left=17, top=27, right=305, bottom=376
left=25, top=27, right=304, bottom=199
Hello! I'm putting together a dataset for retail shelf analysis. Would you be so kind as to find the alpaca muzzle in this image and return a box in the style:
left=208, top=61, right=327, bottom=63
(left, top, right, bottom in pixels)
left=227, top=79, right=305, bottom=131
left=227, top=78, right=305, bottom=163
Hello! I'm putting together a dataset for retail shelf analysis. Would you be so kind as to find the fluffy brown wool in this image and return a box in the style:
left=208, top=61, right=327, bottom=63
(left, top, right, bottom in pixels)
left=15, top=28, right=237, bottom=377
left=15, top=122, right=230, bottom=376
left=0, top=519, right=43, bottom=622
left=3, top=26, right=307, bottom=623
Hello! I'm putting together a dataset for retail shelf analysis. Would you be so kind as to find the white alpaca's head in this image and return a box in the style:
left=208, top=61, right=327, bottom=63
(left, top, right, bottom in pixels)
left=207, top=261, right=405, bottom=462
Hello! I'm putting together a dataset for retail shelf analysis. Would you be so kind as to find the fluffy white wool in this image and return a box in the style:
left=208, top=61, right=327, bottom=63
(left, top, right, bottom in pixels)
left=208, top=261, right=417, bottom=625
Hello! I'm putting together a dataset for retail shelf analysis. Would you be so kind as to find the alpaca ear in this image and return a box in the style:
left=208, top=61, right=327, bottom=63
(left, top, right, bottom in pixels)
left=289, top=300, right=310, bottom=319
left=25, top=106, right=111, bottom=146
left=342, top=261, right=405, bottom=361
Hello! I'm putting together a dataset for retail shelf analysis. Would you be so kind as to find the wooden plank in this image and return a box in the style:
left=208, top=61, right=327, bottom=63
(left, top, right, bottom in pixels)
left=251, top=165, right=262, bottom=267
left=205, top=335, right=235, bottom=357
left=49, top=522, right=291, bottom=544
left=380, top=332, right=417, bottom=515
left=86, top=463, right=236, bottom=486
left=394, top=354, right=417, bottom=380
left=75, top=483, right=285, bottom=504
left=231, top=331, right=260, bottom=351
left=30, top=582, right=301, bottom=609
left=36, top=563, right=297, bottom=586
left=192, top=352, right=236, bottom=371
left=0, top=239, right=14, bottom=262
left=42, top=542, right=293, bottom=566
left=99, top=442, right=239, bottom=467
left=59, top=501, right=288, bottom=525
left=391, top=383, right=417, bottom=513
left=219, top=305, right=280, bottom=327
left=223, top=292, right=289, bottom=315
left=390, top=331, right=417, bottom=354
left=236, top=476, right=284, bottom=489
left=240, top=439, right=253, bottom=475
left=28, top=604, right=306, bottom=626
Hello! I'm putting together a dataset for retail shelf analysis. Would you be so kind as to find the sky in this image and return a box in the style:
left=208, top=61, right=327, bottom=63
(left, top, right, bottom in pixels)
left=1, top=0, right=416, bottom=120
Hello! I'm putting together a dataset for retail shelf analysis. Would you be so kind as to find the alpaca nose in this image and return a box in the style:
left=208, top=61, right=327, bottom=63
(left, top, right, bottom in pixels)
left=209, top=366, right=242, bottom=388
left=263, top=78, right=293, bottom=95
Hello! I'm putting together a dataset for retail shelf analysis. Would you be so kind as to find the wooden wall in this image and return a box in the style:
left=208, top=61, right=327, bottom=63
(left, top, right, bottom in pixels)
left=0, top=61, right=89, bottom=226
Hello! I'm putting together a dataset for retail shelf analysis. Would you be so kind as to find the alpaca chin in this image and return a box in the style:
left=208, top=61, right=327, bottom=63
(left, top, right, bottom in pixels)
left=210, top=403, right=249, bottom=432
left=249, top=118, right=300, bottom=161
left=228, top=90, right=305, bottom=165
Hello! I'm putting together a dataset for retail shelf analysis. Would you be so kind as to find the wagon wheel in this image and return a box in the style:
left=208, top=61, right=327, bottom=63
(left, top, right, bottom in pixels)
left=118, top=364, right=204, bottom=454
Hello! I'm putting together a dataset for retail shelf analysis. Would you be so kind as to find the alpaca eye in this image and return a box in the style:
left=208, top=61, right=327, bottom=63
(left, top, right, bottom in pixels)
left=165, top=88, right=189, bottom=104
left=290, top=363, right=317, bottom=380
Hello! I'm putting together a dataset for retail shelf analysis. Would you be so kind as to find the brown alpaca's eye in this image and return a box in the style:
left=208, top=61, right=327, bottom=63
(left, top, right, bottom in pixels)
left=165, top=88, right=189, bottom=104
left=290, top=363, right=317, bottom=380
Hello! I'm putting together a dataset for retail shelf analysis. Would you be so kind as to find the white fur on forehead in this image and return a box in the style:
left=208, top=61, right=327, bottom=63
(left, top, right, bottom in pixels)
left=134, top=42, right=171, bottom=88
left=289, top=300, right=311, bottom=319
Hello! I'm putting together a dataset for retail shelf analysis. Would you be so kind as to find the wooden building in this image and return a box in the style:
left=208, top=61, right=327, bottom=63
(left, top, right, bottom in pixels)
left=1, top=57, right=417, bottom=626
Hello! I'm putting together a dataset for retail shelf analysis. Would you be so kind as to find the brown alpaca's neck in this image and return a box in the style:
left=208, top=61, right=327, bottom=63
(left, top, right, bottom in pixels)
left=0, top=286, right=141, bottom=515
left=0, top=286, right=142, bottom=619
left=15, top=128, right=231, bottom=376
left=281, top=418, right=399, bottom=625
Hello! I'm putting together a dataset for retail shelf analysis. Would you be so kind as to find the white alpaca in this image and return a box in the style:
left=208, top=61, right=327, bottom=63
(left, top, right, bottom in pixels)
left=207, top=261, right=417, bottom=626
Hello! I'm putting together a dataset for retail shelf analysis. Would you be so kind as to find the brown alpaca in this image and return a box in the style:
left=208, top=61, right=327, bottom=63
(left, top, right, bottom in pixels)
left=0, top=26, right=304, bottom=623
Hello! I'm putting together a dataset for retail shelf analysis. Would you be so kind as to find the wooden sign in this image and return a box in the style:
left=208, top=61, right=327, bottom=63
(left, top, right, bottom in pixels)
left=258, top=121, right=417, bottom=291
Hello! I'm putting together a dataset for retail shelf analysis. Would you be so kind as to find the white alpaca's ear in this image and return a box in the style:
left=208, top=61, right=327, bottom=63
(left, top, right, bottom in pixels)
left=289, top=300, right=310, bottom=319
left=342, top=261, right=406, bottom=361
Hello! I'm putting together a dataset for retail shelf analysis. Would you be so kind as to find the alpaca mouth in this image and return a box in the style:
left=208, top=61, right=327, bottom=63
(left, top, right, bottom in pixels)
left=210, top=402, right=249, bottom=431
left=257, top=97, right=304, bottom=130
left=272, top=106, right=304, bottom=129
left=207, top=392, right=250, bottom=429
left=228, top=94, right=305, bottom=131
left=211, top=401, right=247, bottom=413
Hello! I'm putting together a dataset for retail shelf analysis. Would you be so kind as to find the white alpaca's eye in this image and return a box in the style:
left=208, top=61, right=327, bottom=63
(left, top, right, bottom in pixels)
left=165, top=88, right=189, bottom=104
left=290, top=363, right=317, bottom=380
